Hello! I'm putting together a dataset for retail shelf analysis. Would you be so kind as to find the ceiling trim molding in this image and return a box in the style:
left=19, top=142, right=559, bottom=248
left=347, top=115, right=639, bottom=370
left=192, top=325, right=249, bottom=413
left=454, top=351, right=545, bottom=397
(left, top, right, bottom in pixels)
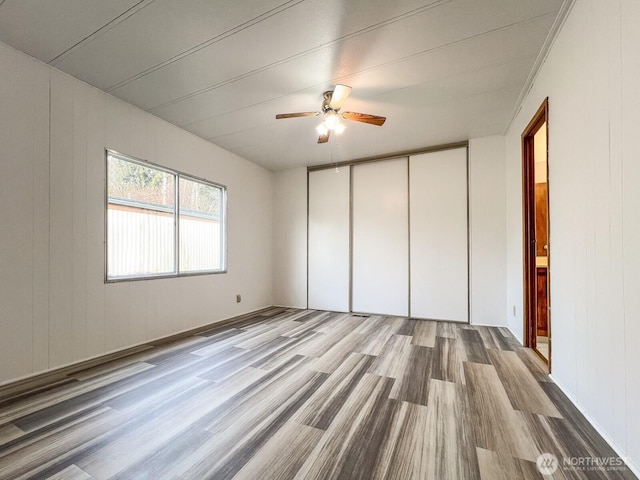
left=504, top=0, right=577, bottom=133
left=307, top=140, right=469, bottom=172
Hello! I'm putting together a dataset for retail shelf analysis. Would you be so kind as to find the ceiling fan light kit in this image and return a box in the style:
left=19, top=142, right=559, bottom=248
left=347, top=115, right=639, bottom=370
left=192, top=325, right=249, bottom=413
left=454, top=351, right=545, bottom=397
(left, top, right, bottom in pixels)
left=276, top=84, right=386, bottom=144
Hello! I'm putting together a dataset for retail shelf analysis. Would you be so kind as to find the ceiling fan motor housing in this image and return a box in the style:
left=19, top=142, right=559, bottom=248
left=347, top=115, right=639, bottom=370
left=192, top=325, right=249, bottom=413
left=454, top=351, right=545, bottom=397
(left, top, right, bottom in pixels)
left=322, top=91, right=335, bottom=113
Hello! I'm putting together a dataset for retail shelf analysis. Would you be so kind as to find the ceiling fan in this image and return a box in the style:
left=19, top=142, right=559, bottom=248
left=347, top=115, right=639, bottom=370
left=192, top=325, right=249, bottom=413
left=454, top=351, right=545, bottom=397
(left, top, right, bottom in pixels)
left=275, top=84, right=386, bottom=144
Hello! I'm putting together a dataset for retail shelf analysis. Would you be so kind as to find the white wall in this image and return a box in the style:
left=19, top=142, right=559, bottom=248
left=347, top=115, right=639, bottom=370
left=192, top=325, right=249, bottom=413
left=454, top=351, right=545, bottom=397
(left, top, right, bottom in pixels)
left=0, top=42, right=274, bottom=385
left=272, top=167, right=307, bottom=308
left=468, top=137, right=507, bottom=326
left=504, top=0, right=640, bottom=472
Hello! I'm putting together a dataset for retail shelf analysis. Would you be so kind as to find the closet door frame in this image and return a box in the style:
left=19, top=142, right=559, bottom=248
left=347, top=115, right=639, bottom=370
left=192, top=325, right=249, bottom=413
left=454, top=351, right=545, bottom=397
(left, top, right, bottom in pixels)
left=307, top=142, right=469, bottom=321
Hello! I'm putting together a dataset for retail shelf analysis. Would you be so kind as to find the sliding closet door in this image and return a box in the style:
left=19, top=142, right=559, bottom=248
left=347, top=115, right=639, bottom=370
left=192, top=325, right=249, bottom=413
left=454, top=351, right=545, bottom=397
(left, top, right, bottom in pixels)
left=308, top=168, right=350, bottom=312
left=352, top=158, right=409, bottom=316
left=410, top=148, right=468, bottom=322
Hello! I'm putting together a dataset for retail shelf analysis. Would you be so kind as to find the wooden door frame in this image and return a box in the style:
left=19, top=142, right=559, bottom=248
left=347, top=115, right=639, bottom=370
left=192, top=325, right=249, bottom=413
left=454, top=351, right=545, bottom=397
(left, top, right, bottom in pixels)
left=522, top=97, right=551, bottom=370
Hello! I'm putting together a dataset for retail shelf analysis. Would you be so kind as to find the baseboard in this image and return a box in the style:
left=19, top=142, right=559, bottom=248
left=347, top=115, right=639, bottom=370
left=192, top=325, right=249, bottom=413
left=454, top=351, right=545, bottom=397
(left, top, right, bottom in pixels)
left=469, top=322, right=510, bottom=328
left=548, top=374, right=639, bottom=478
left=0, top=305, right=278, bottom=403
left=271, top=303, right=308, bottom=310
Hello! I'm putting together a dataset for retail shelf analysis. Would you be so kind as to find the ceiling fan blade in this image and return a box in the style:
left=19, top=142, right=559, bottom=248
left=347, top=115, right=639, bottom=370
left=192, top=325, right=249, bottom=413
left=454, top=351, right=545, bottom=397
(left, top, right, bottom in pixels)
left=342, top=111, right=386, bottom=126
left=275, top=112, right=320, bottom=119
left=317, top=130, right=330, bottom=144
left=329, top=84, right=352, bottom=110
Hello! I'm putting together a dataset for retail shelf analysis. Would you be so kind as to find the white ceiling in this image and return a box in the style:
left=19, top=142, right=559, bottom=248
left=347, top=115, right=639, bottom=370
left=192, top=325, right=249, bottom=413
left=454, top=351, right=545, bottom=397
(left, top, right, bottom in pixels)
left=0, top=0, right=567, bottom=170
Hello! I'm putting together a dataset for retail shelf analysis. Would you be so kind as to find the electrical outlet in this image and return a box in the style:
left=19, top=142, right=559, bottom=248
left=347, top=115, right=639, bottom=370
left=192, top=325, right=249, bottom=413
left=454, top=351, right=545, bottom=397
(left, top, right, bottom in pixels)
left=512, top=305, right=516, bottom=317
left=236, top=294, right=241, bottom=303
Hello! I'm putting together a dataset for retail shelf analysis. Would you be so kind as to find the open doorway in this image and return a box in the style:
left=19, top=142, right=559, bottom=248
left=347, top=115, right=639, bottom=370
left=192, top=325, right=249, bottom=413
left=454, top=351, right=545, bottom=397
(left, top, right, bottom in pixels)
left=522, top=98, right=550, bottom=369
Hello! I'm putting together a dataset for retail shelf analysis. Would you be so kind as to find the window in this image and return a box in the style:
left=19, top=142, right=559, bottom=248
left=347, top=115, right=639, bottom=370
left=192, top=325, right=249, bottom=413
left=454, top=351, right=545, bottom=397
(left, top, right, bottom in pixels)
left=179, top=176, right=224, bottom=273
left=106, top=151, right=226, bottom=281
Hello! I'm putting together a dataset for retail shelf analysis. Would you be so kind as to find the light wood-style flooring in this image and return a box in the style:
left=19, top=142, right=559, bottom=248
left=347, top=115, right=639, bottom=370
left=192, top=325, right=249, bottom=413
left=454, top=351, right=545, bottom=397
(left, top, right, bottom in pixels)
left=0, top=308, right=635, bottom=479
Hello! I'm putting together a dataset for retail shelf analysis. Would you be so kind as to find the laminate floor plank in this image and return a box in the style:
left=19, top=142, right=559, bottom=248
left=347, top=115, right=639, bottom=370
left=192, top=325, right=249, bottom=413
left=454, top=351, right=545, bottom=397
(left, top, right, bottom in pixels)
left=377, top=380, right=479, bottom=480
left=311, top=313, right=362, bottom=334
left=514, top=411, right=592, bottom=480
left=498, top=327, right=523, bottom=350
left=544, top=415, right=637, bottom=480
left=233, top=422, right=323, bottom=480
left=540, top=381, right=624, bottom=461
left=0, top=406, right=122, bottom=480
left=368, top=334, right=412, bottom=379
left=411, top=320, right=437, bottom=347
left=435, top=321, right=457, bottom=339
left=396, top=318, right=417, bottom=336
left=380, top=315, right=407, bottom=332
left=250, top=331, right=321, bottom=371
left=488, top=349, right=562, bottom=418
left=431, top=336, right=465, bottom=384
left=308, top=331, right=367, bottom=374
left=109, top=426, right=214, bottom=480
left=76, top=380, right=223, bottom=479
left=355, top=323, right=396, bottom=357
left=11, top=352, right=227, bottom=433
left=103, top=375, right=206, bottom=413
left=458, top=328, right=492, bottom=364
left=515, top=347, right=551, bottom=382
left=389, top=345, right=433, bottom=406
left=293, top=374, right=397, bottom=480
left=296, top=352, right=375, bottom=430
left=234, top=320, right=303, bottom=349
left=296, top=318, right=364, bottom=358
left=199, top=337, right=298, bottom=381
left=476, top=326, right=515, bottom=351
left=373, top=400, right=432, bottom=479
left=1, top=361, right=155, bottom=428
left=145, top=331, right=240, bottom=365
left=464, top=361, right=539, bottom=462
left=476, top=448, right=540, bottom=480
left=353, top=315, right=386, bottom=334
left=179, top=371, right=328, bottom=480
left=0, top=422, right=24, bottom=446
left=280, top=315, right=338, bottom=340
left=0, top=308, right=634, bottom=480
left=421, top=379, right=480, bottom=480
left=45, top=464, right=95, bottom=480
left=0, top=363, right=154, bottom=425
left=289, top=310, right=330, bottom=323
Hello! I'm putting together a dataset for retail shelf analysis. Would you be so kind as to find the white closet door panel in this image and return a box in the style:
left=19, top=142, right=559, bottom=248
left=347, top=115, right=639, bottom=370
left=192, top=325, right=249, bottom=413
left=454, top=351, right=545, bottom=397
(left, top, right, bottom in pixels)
left=352, top=158, right=409, bottom=316
left=410, top=148, right=468, bottom=322
left=308, top=168, right=350, bottom=312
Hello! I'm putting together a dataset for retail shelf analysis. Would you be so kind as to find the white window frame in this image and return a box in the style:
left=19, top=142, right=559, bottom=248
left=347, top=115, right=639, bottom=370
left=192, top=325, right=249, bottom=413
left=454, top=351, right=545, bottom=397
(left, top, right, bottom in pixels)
left=105, top=150, right=227, bottom=282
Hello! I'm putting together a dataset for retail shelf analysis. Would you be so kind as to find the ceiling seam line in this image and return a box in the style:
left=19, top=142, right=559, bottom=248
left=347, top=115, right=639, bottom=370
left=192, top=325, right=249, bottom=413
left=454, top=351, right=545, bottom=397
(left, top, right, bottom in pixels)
left=106, top=0, right=307, bottom=92
left=109, top=0, right=451, bottom=93
left=49, top=0, right=157, bottom=65
left=155, top=11, right=557, bottom=119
